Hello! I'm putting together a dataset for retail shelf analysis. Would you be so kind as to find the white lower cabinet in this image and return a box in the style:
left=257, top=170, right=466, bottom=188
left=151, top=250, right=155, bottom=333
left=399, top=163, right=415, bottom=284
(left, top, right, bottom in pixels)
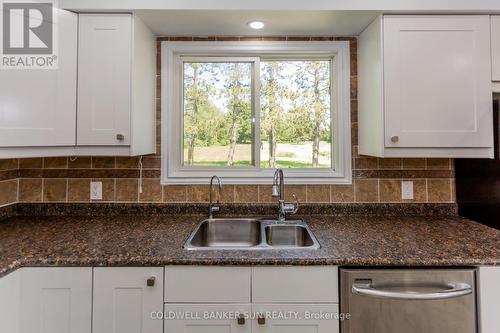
left=165, top=304, right=252, bottom=333
left=164, top=266, right=340, bottom=333
left=251, top=304, right=339, bottom=333
left=20, top=268, right=92, bottom=333
left=93, top=267, right=163, bottom=333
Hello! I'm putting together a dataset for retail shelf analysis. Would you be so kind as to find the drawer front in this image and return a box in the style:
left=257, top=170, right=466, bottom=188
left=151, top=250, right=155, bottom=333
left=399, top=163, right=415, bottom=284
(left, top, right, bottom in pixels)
left=252, top=266, right=338, bottom=303
left=165, top=266, right=251, bottom=303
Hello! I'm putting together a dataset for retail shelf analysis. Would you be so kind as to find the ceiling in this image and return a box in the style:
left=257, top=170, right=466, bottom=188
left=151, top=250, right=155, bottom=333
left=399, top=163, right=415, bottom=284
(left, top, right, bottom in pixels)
left=135, top=10, right=380, bottom=36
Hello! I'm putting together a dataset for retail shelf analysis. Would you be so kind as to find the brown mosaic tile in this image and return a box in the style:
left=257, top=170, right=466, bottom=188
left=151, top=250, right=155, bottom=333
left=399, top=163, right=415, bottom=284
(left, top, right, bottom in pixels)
left=0, top=170, right=17, bottom=181
left=0, top=180, right=17, bottom=205
left=0, top=159, right=17, bottom=170
left=215, top=36, right=241, bottom=41
left=220, top=184, right=235, bottom=203
left=43, top=179, right=67, bottom=202
left=427, top=158, right=451, bottom=170
left=331, top=185, right=355, bottom=203
left=354, top=157, right=378, bottom=170
left=139, top=179, right=162, bottom=202
left=116, top=157, right=139, bottom=169
left=402, top=158, right=426, bottom=169
left=286, top=36, right=312, bottom=41
left=92, top=157, right=115, bottom=169
left=68, top=179, right=90, bottom=202
left=379, top=179, right=401, bottom=202
left=239, top=36, right=263, bottom=41
left=306, top=185, right=330, bottom=203
left=378, top=158, right=402, bottom=169
left=428, top=179, right=452, bottom=203
left=19, top=158, right=42, bottom=169
left=163, top=185, right=187, bottom=203
left=115, top=179, right=138, bottom=202
left=234, top=185, right=259, bottom=203
left=43, top=157, right=67, bottom=169
left=285, top=185, right=307, bottom=203
left=68, top=157, right=91, bottom=169
left=186, top=185, right=209, bottom=203
left=258, top=185, right=277, bottom=203
left=18, top=179, right=42, bottom=202
left=355, top=179, right=379, bottom=202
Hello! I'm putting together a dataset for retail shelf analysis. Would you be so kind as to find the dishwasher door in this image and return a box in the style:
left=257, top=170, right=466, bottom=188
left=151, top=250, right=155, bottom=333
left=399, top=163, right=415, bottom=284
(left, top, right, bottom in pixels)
left=340, top=269, right=477, bottom=333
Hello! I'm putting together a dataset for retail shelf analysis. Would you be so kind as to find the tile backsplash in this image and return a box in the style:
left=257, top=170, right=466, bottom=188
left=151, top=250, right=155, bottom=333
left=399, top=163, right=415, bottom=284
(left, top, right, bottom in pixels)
left=0, top=36, right=456, bottom=205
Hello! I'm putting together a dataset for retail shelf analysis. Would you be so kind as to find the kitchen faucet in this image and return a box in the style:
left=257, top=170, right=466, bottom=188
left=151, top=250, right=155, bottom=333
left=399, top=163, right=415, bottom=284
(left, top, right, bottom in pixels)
left=272, top=169, right=299, bottom=222
left=208, top=175, right=223, bottom=219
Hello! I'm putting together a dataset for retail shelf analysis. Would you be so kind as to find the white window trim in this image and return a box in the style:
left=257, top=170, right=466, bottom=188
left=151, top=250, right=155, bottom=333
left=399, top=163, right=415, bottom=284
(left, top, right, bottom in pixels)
left=161, top=41, right=352, bottom=185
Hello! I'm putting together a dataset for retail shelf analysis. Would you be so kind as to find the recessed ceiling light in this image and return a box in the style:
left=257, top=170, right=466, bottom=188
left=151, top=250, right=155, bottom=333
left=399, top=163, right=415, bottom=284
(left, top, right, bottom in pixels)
left=248, top=20, right=265, bottom=30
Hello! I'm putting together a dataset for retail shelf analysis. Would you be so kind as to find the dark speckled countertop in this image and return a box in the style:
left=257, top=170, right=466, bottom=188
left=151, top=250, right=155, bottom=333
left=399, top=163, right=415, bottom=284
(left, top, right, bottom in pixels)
left=0, top=204, right=499, bottom=277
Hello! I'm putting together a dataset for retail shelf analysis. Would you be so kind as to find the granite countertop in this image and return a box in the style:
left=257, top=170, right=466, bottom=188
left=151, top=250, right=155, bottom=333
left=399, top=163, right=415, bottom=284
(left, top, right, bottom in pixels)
left=0, top=205, right=499, bottom=277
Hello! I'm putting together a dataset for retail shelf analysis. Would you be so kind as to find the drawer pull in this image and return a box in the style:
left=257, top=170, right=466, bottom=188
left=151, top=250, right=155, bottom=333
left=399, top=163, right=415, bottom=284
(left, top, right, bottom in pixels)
left=258, top=315, right=266, bottom=325
left=237, top=315, right=245, bottom=325
left=116, top=133, right=125, bottom=141
left=147, top=277, right=155, bottom=287
left=391, top=136, right=399, bottom=143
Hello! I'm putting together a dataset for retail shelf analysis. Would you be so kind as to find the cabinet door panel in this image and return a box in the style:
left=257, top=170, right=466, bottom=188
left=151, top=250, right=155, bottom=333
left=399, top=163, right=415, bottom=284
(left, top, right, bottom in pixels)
left=492, top=16, right=500, bottom=81
left=479, top=267, right=500, bottom=333
left=93, top=267, right=163, bottom=333
left=252, top=304, right=339, bottom=333
left=0, top=10, right=77, bottom=147
left=20, top=268, right=92, bottom=333
left=164, top=304, right=251, bottom=333
left=384, top=16, right=493, bottom=148
left=77, top=14, right=132, bottom=146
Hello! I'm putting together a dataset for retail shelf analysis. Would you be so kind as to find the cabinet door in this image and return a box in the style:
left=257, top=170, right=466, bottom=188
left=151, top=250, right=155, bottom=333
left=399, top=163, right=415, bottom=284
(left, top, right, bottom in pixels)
left=20, top=268, right=92, bottom=333
left=0, top=10, right=77, bottom=147
left=93, top=267, right=163, bottom=333
left=479, top=267, right=500, bottom=333
left=165, top=304, right=252, bottom=333
left=492, top=16, right=500, bottom=81
left=252, top=304, right=339, bottom=333
left=383, top=16, right=493, bottom=148
left=77, top=14, right=132, bottom=146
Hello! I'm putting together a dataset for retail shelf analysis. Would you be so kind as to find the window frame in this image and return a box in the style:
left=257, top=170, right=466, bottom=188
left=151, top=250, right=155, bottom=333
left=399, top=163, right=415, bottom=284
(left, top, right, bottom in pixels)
left=161, top=41, right=352, bottom=184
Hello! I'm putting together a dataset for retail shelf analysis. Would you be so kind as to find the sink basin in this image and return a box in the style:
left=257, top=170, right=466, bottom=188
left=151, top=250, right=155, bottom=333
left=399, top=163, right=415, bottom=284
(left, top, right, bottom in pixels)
left=184, top=218, right=320, bottom=250
left=186, top=218, right=262, bottom=248
left=265, top=225, right=315, bottom=247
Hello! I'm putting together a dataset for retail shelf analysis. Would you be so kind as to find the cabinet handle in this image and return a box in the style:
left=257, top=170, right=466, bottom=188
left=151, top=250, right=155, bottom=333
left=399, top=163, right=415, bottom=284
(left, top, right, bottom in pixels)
left=391, top=136, right=399, bottom=143
left=237, top=315, right=245, bottom=325
left=116, top=134, right=125, bottom=141
left=258, top=315, right=266, bottom=325
left=146, top=277, right=155, bottom=287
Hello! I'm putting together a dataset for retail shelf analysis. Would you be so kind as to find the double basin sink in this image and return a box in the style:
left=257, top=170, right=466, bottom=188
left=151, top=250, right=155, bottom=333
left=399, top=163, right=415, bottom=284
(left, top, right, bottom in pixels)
left=184, top=218, right=320, bottom=250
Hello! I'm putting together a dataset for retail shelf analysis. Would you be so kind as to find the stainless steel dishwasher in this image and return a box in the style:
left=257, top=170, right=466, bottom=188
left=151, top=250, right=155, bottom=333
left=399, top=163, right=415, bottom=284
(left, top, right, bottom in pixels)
left=340, top=268, right=477, bottom=333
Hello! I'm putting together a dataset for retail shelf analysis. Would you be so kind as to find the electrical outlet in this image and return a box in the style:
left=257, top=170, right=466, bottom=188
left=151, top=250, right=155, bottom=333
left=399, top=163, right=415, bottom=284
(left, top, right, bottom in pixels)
left=90, top=181, right=102, bottom=200
left=401, top=181, right=414, bottom=200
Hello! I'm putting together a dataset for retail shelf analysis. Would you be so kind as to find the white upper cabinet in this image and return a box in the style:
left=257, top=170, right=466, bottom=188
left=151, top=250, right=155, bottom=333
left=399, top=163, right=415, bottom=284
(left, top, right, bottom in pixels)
left=0, top=12, right=155, bottom=158
left=359, top=15, right=494, bottom=158
left=492, top=16, right=500, bottom=88
left=77, top=13, right=156, bottom=154
left=77, top=14, right=132, bottom=146
left=0, top=9, right=77, bottom=147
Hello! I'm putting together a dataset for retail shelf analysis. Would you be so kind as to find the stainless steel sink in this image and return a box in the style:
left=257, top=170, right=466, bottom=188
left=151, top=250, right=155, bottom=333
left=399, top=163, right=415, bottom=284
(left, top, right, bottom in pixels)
left=184, top=218, right=320, bottom=250
left=187, top=218, right=262, bottom=248
left=265, top=225, right=315, bottom=247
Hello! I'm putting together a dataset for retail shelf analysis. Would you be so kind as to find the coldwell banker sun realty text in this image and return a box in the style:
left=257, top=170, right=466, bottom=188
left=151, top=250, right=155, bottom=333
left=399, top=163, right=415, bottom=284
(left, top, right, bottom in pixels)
left=1, top=0, right=58, bottom=69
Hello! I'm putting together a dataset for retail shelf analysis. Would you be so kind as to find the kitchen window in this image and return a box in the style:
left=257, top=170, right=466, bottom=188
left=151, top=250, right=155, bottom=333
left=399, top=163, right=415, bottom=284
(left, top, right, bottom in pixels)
left=162, top=41, right=351, bottom=184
